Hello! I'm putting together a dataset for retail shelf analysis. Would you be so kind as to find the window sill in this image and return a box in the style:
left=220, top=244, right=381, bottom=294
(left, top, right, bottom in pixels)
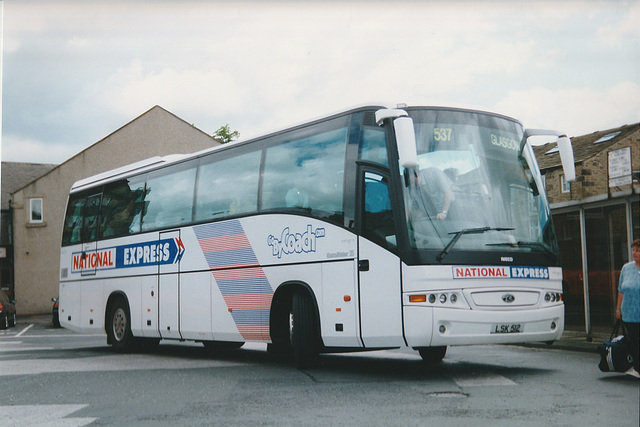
left=26, top=222, right=47, bottom=228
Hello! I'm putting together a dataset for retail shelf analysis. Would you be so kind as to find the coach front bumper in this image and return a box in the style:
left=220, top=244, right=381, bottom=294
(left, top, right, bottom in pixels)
left=404, top=304, right=564, bottom=348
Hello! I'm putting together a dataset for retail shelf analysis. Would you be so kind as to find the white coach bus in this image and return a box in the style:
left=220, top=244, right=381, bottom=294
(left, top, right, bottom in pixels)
left=59, top=105, right=575, bottom=367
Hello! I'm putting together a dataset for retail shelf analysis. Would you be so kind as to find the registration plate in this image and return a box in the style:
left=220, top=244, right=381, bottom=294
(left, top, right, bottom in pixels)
left=491, top=324, right=522, bottom=334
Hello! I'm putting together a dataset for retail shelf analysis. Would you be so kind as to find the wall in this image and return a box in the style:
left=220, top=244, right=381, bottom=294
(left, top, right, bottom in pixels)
left=542, top=127, right=639, bottom=331
left=545, top=131, right=640, bottom=205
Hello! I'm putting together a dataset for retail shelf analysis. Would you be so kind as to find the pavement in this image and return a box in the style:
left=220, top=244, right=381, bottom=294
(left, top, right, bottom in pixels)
left=13, top=314, right=609, bottom=354
left=518, top=328, right=610, bottom=354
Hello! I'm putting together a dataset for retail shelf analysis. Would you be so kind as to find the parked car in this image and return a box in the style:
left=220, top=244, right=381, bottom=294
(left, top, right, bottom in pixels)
left=0, top=291, right=17, bottom=329
left=52, top=297, right=60, bottom=328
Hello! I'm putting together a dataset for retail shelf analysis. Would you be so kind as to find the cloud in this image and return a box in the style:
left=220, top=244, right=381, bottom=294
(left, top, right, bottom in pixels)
left=596, top=1, right=640, bottom=47
left=2, top=1, right=638, bottom=164
left=494, top=81, right=640, bottom=136
left=100, top=61, right=251, bottom=119
left=1, top=135, right=78, bottom=164
left=90, top=2, right=552, bottom=136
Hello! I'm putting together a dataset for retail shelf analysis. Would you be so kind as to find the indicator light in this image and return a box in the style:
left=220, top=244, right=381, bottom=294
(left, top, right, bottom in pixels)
left=409, top=294, right=427, bottom=303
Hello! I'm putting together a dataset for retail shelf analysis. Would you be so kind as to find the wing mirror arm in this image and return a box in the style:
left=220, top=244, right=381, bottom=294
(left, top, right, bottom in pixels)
left=375, top=108, right=419, bottom=170
left=522, top=129, right=576, bottom=182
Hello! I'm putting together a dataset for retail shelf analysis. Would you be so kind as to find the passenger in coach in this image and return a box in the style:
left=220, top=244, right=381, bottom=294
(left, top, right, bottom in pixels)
left=416, top=167, right=455, bottom=221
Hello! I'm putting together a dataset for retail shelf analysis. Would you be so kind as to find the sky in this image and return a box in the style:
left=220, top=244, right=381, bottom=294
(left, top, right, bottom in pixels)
left=1, top=0, right=639, bottom=165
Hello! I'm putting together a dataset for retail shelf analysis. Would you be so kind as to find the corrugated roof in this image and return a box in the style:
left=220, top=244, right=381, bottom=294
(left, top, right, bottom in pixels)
left=1, top=162, right=58, bottom=210
left=534, top=122, right=640, bottom=170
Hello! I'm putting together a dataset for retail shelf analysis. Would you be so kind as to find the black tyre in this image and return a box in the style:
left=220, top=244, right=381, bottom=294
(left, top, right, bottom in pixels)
left=1, top=315, right=7, bottom=330
left=291, top=289, right=319, bottom=369
left=418, top=346, right=447, bottom=363
left=107, top=297, right=135, bottom=352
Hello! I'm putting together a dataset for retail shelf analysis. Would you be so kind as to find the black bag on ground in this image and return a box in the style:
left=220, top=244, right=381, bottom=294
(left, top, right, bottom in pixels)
left=598, top=319, right=634, bottom=373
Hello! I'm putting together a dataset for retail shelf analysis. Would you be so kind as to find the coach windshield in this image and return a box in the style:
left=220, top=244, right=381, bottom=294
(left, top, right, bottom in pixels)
left=403, top=108, right=557, bottom=260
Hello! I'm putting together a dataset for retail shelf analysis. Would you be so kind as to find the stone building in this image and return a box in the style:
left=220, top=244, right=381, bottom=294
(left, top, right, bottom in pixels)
left=9, top=106, right=220, bottom=314
left=1, top=162, right=57, bottom=299
left=534, top=123, right=639, bottom=335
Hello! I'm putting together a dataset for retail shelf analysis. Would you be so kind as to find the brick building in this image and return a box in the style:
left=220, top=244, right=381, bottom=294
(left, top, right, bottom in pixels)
left=534, top=123, right=639, bottom=335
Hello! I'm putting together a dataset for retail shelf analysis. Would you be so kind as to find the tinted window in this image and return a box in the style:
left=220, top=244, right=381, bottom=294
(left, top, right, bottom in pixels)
left=100, top=177, right=146, bottom=238
left=62, top=193, right=85, bottom=246
left=359, top=127, right=388, bottom=166
left=262, top=125, right=348, bottom=222
left=363, top=172, right=396, bottom=251
left=83, top=194, right=101, bottom=242
left=141, top=161, right=197, bottom=232
left=195, top=150, right=261, bottom=221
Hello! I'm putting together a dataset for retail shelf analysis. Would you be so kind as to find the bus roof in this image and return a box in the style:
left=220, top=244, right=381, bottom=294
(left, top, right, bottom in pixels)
left=68, top=104, right=522, bottom=193
left=70, top=154, right=188, bottom=193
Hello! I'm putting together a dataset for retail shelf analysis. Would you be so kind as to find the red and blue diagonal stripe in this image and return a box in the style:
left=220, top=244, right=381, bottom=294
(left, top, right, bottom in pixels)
left=193, top=220, right=273, bottom=340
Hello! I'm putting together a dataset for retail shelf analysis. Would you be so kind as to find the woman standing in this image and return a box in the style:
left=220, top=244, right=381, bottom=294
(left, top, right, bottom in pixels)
left=616, top=238, right=640, bottom=378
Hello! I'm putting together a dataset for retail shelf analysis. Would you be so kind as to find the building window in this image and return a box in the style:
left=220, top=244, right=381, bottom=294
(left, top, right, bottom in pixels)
left=560, top=175, right=570, bottom=193
left=29, top=198, right=44, bottom=224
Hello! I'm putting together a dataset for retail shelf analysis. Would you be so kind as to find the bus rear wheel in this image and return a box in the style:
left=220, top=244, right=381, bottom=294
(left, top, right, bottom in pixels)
left=418, top=346, right=447, bottom=363
left=291, top=289, right=319, bottom=369
left=107, top=297, right=135, bottom=352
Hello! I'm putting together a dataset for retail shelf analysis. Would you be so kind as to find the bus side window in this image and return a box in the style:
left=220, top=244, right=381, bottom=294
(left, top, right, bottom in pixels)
left=363, top=172, right=396, bottom=251
left=142, top=161, right=197, bottom=232
left=261, top=125, right=348, bottom=221
left=62, top=194, right=86, bottom=246
left=100, top=178, right=145, bottom=238
left=195, top=150, right=261, bottom=221
left=82, top=194, right=101, bottom=242
left=359, top=127, right=388, bottom=166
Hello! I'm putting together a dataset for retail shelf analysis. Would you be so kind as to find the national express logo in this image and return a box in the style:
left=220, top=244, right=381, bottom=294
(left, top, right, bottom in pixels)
left=71, top=237, right=186, bottom=273
left=267, top=225, right=325, bottom=259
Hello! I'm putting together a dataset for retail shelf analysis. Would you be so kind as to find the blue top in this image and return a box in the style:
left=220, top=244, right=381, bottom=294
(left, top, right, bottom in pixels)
left=618, top=261, right=640, bottom=323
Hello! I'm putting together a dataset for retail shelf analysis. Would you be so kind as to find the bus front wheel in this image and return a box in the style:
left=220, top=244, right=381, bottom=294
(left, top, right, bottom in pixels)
left=291, top=289, right=319, bottom=369
left=418, top=346, right=447, bottom=363
left=107, top=297, right=135, bottom=353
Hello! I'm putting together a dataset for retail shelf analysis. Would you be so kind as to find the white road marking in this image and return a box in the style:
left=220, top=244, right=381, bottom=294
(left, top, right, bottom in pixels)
left=15, top=323, right=34, bottom=337
left=0, top=404, right=96, bottom=426
left=6, top=334, right=105, bottom=338
left=0, top=352, right=248, bottom=376
left=0, top=345, right=55, bottom=352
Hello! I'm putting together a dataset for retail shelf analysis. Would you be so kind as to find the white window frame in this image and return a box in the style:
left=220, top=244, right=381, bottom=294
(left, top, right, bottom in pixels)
left=29, top=198, right=44, bottom=224
left=560, top=174, right=570, bottom=194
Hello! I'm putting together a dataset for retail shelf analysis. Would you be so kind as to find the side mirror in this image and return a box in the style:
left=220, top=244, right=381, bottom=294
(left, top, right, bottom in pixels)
left=556, top=135, right=576, bottom=182
left=375, top=107, right=419, bottom=170
left=523, top=129, right=576, bottom=182
left=393, top=117, right=419, bottom=169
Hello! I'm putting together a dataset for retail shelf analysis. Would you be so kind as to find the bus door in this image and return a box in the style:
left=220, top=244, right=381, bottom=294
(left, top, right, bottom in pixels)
left=357, top=170, right=404, bottom=348
left=158, top=229, right=182, bottom=340
left=80, top=193, right=101, bottom=276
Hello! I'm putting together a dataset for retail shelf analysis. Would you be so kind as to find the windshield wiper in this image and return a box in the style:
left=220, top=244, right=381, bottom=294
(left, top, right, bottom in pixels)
left=486, top=241, right=555, bottom=256
left=437, top=227, right=515, bottom=263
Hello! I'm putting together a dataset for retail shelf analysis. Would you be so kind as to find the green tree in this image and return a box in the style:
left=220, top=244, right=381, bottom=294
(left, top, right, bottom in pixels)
left=213, top=124, right=240, bottom=144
